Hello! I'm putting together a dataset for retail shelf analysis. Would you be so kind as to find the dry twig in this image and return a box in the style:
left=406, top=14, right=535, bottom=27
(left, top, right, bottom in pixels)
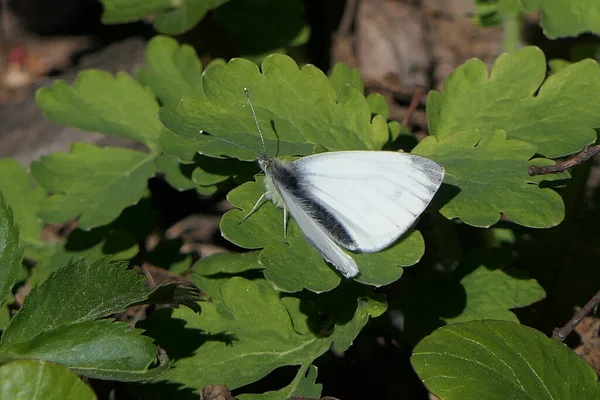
left=553, top=288, right=600, bottom=342
left=402, top=87, right=426, bottom=127
left=529, top=145, right=600, bottom=176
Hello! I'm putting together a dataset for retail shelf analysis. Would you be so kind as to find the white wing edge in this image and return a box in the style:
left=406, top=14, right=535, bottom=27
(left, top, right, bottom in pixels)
left=274, top=182, right=360, bottom=278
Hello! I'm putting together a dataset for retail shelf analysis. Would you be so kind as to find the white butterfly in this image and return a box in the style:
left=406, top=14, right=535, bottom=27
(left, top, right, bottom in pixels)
left=233, top=89, right=444, bottom=278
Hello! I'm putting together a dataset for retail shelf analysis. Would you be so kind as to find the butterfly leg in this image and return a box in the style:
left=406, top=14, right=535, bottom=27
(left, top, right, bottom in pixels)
left=240, top=192, right=268, bottom=223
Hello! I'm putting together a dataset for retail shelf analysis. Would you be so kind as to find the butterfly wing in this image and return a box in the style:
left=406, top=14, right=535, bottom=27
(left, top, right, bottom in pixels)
left=290, top=151, right=444, bottom=252
left=270, top=176, right=360, bottom=278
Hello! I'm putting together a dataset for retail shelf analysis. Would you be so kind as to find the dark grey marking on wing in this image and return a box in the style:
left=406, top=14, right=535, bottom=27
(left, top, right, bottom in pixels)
left=267, top=160, right=357, bottom=249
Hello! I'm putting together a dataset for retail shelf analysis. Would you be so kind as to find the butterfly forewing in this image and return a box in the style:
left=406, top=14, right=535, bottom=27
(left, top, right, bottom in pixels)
left=290, top=151, right=444, bottom=252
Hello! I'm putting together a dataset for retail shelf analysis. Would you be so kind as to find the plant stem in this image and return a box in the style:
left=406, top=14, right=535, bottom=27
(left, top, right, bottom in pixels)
left=502, top=12, right=522, bottom=54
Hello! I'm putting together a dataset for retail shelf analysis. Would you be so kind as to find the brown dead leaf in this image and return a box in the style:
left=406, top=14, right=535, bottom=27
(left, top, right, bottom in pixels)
left=200, top=384, right=235, bottom=400
left=574, top=316, right=600, bottom=376
left=356, top=0, right=431, bottom=89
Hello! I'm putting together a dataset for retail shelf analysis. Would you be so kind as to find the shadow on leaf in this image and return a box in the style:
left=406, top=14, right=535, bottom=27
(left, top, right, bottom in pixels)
left=139, top=309, right=237, bottom=359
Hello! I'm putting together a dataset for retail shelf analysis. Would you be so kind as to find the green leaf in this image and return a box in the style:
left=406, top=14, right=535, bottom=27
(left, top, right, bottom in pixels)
left=31, top=143, right=156, bottom=230
left=472, top=0, right=522, bottom=27
left=0, top=360, right=96, bottom=400
left=352, top=230, right=423, bottom=287
left=414, top=130, right=565, bottom=228
left=194, top=251, right=263, bottom=276
left=29, top=229, right=138, bottom=287
left=192, top=251, right=264, bottom=301
left=237, top=365, right=322, bottom=400
left=220, top=178, right=425, bottom=292
left=101, top=0, right=231, bottom=35
left=36, top=70, right=162, bottom=147
left=138, top=35, right=205, bottom=107
left=191, top=156, right=255, bottom=186
left=0, top=320, right=166, bottom=381
left=146, top=277, right=385, bottom=393
left=29, top=198, right=156, bottom=285
left=154, top=0, right=231, bottom=34
left=0, top=159, right=46, bottom=252
left=155, top=153, right=197, bottom=191
left=427, top=46, right=600, bottom=157
left=411, top=320, right=600, bottom=400
left=398, top=249, right=546, bottom=342
left=100, top=0, right=172, bottom=23
left=522, top=0, right=600, bottom=39
left=444, top=251, right=546, bottom=324
left=324, top=285, right=387, bottom=352
left=0, top=193, right=23, bottom=306
left=0, top=297, right=13, bottom=330
left=159, top=127, right=201, bottom=163
left=159, top=55, right=381, bottom=162
left=1, top=258, right=152, bottom=344
left=259, top=222, right=341, bottom=293
left=214, top=0, right=308, bottom=59
left=548, top=59, right=572, bottom=75
left=388, top=120, right=410, bottom=142
left=366, top=93, right=389, bottom=118
left=329, top=63, right=364, bottom=94
left=0, top=258, right=183, bottom=381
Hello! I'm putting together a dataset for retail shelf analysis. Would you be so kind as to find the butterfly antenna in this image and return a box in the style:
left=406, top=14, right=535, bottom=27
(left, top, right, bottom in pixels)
left=244, top=88, right=268, bottom=155
left=199, top=130, right=259, bottom=157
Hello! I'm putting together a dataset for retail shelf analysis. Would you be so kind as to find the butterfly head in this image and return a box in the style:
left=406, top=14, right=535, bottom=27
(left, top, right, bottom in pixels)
left=257, top=153, right=274, bottom=173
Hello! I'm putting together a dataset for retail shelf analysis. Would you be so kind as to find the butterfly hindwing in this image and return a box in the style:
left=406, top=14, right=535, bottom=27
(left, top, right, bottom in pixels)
left=272, top=176, right=360, bottom=278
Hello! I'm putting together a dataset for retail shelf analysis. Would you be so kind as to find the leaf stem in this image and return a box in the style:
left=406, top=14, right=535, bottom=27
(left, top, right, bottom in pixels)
left=552, top=288, right=600, bottom=341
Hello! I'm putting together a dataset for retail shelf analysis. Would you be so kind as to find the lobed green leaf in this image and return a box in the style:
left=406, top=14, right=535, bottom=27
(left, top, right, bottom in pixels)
left=472, top=0, right=522, bottom=27
left=366, top=93, right=389, bottom=118
left=195, top=251, right=264, bottom=276
left=237, top=365, right=322, bottom=400
left=522, top=0, right=600, bottom=39
left=31, top=143, right=156, bottom=230
left=144, top=275, right=385, bottom=394
left=36, top=70, right=162, bottom=148
left=138, top=36, right=205, bottom=107
left=155, top=153, right=198, bottom=192
left=159, top=54, right=382, bottom=162
left=101, top=0, right=231, bottom=35
left=214, top=0, right=308, bottom=60
left=414, top=130, right=566, bottom=228
left=427, top=46, right=600, bottom=157
left=444, top=254, right=546, bottom=324
left=329, top=63, right=364, bottom=94
left=398, top=249, right=546, bottom=342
